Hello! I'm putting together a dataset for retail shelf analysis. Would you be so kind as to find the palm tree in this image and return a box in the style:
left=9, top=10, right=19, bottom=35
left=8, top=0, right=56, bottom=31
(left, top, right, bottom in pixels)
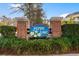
left=11, top=3, right=45, bottom=26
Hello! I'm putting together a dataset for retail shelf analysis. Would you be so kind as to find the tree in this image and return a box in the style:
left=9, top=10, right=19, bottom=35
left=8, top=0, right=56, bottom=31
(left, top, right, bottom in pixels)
left=1, top=15, right=9, bottom=25
left=11, top=3, right=45, bottom=26
left=1, top=15, right=15, bottom=26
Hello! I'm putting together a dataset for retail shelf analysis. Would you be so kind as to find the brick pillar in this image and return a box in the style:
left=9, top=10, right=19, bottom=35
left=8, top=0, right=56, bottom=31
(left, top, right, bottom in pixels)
left=50, top=17, right=62, bottom=37
left=16, top=17, right=29, bottom=39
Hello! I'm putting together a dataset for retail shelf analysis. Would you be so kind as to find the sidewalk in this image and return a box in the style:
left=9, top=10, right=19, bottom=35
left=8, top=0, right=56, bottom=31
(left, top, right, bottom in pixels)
left=56, top=53, right=79, bottom=56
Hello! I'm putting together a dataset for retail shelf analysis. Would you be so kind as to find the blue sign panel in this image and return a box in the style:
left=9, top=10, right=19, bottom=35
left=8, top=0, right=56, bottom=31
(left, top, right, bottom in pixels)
left=30, top=24, right=49, bottom=37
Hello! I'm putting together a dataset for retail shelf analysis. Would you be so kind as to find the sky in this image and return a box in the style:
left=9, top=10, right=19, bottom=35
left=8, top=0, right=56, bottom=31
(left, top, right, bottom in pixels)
left=0, top=3, right=79, bottom=19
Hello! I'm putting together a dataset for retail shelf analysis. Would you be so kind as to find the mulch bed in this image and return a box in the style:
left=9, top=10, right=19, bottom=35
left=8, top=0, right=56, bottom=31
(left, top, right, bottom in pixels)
left=0, top=48, right=79, bottom=55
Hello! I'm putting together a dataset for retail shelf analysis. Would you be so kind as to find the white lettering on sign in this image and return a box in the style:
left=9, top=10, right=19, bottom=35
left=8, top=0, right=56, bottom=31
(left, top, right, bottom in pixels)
left=30, top=24, right=49, bottom=37
left=34, top=27, right=45, bottom=30
left=42, top=31, right=47, bottom=34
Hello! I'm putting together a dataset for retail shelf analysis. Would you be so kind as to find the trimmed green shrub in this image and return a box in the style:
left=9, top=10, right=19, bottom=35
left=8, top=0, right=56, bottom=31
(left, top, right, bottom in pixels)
left=62, top=24, right=79, bottom=36
left=0, top=26, right=16, bottom=37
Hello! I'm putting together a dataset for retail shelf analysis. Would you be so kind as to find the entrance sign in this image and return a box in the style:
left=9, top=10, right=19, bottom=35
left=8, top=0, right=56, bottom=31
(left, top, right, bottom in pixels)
left=16, top=17, right=62, bottom=39
left=30, top=24, right=49, bottom=37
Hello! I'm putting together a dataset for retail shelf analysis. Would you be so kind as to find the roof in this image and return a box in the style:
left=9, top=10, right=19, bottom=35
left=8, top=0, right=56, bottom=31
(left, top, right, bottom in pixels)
left=66, top=12, right=79, bottom=18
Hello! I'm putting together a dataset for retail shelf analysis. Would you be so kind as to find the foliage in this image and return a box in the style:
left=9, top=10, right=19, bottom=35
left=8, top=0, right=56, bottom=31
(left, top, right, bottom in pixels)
left=65, top=36, right=79, bottom=51
left=61, top=20, right=75, bottom=25
left=0, top=37, right=74, bottom=55
left=61, top=24, right=79, bottom=52
left=52, top=37, right=71, bottom=53
left=0, top=24, right=79, bottom=55
left=62, top=24, right=79, bottom=36
left=0, top=26, right=16, bottom=37
left=0, top=22, right=6, bottom=26
left=35, top=18, right=43, bottom=24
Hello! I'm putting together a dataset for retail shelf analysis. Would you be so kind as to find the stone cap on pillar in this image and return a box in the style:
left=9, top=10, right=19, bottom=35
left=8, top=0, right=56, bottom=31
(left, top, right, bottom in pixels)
left=16, top=17, right=30, bottom=28
left=50, top=17, right=63, bottom=21
left=15, top=17, right=29, bottom=21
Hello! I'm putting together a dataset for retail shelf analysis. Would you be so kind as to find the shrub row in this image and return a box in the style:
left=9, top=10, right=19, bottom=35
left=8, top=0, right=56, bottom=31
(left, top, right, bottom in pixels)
left=0, top=26, right=16, bottom=37
left=62, top=24, right=79, bottom=36
left=1, top=24, right=79, bottom=38
left=61, top=24, right=79, bottom=52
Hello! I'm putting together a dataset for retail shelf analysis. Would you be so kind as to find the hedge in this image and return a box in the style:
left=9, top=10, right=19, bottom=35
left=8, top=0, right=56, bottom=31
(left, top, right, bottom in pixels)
left=61, top=24, right=79, bottom=36
left=0, top=26, right=16, bottom=37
